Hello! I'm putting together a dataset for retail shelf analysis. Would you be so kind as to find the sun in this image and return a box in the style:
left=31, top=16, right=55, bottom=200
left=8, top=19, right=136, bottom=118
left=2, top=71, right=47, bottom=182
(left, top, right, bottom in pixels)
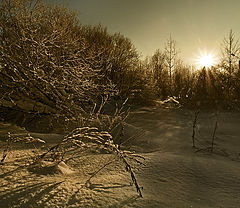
left=195, top=50, right=218, bottom=69
left=197, top=54, right=214, bottom=68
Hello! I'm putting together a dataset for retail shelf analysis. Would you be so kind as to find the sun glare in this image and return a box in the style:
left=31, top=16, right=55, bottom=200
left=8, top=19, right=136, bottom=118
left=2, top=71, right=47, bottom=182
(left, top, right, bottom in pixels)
left=195, top=50, right=218, bottom=69
left=198, top=54, right=214, bottom=68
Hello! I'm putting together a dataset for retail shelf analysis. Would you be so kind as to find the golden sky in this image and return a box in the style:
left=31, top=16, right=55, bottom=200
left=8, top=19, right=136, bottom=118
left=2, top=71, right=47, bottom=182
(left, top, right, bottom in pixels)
left=59, top=0, right=240, bottom=63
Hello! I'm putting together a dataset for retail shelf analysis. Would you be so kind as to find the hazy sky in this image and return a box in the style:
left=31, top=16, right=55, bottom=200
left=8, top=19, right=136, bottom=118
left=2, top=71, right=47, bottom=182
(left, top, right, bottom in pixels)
left=58, top=0, right=240, bottom=63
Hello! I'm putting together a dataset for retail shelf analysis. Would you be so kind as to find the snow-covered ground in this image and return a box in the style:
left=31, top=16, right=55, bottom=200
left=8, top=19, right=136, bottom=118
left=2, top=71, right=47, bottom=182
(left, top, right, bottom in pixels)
left=0, top=107, right=240, bottom=207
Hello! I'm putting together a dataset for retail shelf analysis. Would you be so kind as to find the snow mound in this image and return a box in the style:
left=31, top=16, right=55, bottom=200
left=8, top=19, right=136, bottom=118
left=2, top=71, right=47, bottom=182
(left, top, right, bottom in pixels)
left=28, top=161, right=75, bottom=175
left=155, top=96, right=181, bottom=108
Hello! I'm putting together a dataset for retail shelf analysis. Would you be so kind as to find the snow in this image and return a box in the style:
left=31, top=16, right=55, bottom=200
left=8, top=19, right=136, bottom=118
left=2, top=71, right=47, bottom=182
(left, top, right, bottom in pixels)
left=0, top=107, right=240, bottom=207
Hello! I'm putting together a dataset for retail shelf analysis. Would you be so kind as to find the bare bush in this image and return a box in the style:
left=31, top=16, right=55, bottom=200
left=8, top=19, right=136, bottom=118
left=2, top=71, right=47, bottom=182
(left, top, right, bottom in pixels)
left=0, top=0, right=114, bottom=120
left=0, top=0, right=146, bottom=132
left=27, top=126, right=145, bottom=197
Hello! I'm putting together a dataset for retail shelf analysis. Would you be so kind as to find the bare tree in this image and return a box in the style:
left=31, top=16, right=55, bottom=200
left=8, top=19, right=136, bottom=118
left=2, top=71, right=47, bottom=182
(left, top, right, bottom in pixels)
left=151, top=49, right=165, bottom=81
left=0, top=0, right=118, bottom=131
left=164, top=34, right=179, bottom=94
left=150, top=49, right=169, bottom=97
left=0, top=0, right=143, bottom=131
left=221, top=29, right=240, bottom=75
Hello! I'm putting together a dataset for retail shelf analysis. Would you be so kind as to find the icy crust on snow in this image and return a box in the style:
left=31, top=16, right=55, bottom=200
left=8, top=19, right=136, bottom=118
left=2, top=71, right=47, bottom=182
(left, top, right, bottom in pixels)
left=1, top=108, right=240, bottom=207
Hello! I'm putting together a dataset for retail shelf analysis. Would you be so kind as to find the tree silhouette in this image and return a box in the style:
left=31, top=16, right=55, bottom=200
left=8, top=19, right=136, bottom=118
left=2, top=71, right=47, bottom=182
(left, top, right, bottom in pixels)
left=164, top=34, right=179, bottom=95
left=221, top=29, right=240, bottom=75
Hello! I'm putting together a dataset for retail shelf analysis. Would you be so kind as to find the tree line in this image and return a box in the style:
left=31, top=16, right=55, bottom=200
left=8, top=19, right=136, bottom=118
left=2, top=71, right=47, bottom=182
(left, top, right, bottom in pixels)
left=142, top=29, right=240, bottom=109
left=1, top=0, right=240, bottom=132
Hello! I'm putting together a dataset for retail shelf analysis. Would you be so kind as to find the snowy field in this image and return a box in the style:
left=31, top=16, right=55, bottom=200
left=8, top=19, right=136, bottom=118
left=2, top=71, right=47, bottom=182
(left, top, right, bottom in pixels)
left=0, top=107, right=240, bottom=208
